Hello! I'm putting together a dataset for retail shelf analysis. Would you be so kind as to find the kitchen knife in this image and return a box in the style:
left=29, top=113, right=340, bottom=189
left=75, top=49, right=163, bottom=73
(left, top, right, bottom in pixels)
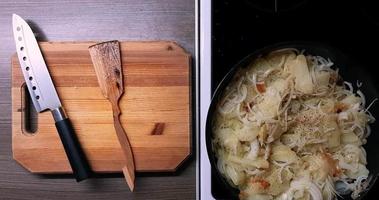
left=12, top=14, right=91, bottom=182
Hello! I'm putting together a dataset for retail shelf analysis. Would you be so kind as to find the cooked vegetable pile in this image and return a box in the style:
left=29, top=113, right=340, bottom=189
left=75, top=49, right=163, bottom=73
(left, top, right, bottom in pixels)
left=212, top=49, right=376, bottom=200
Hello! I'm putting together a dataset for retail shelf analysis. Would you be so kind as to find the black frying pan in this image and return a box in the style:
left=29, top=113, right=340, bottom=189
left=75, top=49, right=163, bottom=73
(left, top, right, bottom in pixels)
left=206, top=41, right=379, bottom=200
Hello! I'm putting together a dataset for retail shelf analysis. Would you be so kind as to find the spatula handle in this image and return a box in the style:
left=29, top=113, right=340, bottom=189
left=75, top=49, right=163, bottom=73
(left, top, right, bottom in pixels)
left=112, top=106, right=135, bottom=191
left=53, top=108, right=91, bottom=182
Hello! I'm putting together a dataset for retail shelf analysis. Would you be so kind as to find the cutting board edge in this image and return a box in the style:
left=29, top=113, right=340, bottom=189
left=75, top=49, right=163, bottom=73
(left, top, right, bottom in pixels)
left=40, top=40, right=191, bottom=55
left=12, top=147, right=193, bottom=174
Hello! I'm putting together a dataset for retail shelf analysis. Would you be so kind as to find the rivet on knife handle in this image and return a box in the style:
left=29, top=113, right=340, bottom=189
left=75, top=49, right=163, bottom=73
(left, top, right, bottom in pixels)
left=12, top=14, right=92, bottom=182
left=88, top=40, right=136, bottom=191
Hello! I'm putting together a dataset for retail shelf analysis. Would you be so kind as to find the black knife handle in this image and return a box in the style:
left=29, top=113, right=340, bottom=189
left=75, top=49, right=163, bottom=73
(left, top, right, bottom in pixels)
left=55, top=117, right=92, bottom=182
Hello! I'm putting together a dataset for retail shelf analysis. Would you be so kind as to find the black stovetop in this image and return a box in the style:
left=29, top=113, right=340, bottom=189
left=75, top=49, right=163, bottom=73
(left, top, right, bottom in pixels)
left=211, top=0, right=379, bottom=199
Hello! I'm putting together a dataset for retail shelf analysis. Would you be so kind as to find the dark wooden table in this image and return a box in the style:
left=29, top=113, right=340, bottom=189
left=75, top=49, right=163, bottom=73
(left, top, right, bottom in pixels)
left=0, top=1, right=196, bottom=199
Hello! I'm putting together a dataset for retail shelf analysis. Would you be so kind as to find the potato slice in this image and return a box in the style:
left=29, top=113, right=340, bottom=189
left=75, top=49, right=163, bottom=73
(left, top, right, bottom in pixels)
left=267, top=123, right=286, bottom=143
left=215, top=128, right=239, bottom=154
left=341, top=132, right=361, bottom=145
left=323, top=115, right=341, bottom=148
left=270, top=144, right=298, bottom=164
left=236, top=125, right=260, bottom=142
left=256, top=87, right=282, bottom=118
left=341, top=94, right=361, bottom=106
left=345, top=164, right=369, bottom=179
left=240, top=189, right=274, bottom=200
left=270, top=78, right=288, bottom=95
left=224, top=164, right=245, bottom=186
left=328, top=131, right=341, bottom=149
left=315, top=70, right=330, bottom=88
left=286, top=55, right=314, bottom=94
left=228, top=154, right=270, bottom=169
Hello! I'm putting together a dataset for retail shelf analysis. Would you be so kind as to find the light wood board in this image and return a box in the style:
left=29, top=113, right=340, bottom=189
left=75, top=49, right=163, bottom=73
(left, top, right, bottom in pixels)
left=11, top=41, right=191, bottom=173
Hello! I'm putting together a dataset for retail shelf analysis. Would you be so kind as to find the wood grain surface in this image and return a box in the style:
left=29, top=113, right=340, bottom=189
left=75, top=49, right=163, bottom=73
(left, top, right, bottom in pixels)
left=12, top=41, right=191, bottom=173
left=0, top=1, right=195, bottom=199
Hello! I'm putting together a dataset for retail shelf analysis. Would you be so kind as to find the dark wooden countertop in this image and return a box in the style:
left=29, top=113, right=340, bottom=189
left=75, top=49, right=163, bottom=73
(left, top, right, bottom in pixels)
left=0, top=1, right=196, bottom=199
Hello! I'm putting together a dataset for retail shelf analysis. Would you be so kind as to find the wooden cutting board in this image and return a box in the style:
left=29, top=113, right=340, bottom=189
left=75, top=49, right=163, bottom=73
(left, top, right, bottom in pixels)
left=11, top=41, right=192, bottom=173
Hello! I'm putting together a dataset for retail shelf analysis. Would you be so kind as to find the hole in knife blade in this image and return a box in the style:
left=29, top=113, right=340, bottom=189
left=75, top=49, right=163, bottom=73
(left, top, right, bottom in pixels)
left=32, top=86, right=36, bottom=90
left=18, top=36, right=22, bottom=41
left=36, top=95, right=40, bottom=100
left=26, top=66, right=29, bottom=71
left=17, top=26, right=21, bottom=31
left=29, top=76, right=33, bottom=81
left=23, top=56, right=27, bottom=61
left=20, top=46, right=24, bottom=51
left=22, top=84, right=38, bottom=135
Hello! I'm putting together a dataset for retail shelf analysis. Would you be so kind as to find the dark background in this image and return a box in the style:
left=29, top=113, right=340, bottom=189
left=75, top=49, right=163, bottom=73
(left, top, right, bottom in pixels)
left=212, top=0, right=379, bottom=91
left=0, top=1, right=195, bottom=199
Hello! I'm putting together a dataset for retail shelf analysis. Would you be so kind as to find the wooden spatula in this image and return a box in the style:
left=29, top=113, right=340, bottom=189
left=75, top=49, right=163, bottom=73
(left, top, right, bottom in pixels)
left=88, top=41, right=135, bottom=191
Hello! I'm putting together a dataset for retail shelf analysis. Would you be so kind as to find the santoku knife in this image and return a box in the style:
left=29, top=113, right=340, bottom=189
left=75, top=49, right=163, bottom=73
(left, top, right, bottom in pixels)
left=12, top=14, right=91, bottom=182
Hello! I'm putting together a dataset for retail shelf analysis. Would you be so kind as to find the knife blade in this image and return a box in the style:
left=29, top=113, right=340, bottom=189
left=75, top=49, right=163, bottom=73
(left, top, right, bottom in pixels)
left=12, top=14, right=91, bottom=182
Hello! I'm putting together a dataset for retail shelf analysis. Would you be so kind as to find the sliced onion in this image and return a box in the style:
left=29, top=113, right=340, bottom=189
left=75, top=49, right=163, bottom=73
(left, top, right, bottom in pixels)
left=365, top=125, right=371, bottom=138
left=246, top=139, right=260, bottom=160
left=357, top=90, right=366, bottom=107
left=338, top=160, right=357, bottom=172
left=356, top=80, right=363, bottom=88
left=338, top=111, right=349, bottom=121
left=335, top=180, right=352, bottom=195
left=290, top=178, right=323, bottom=200
left=365, top=98, right=378, bottom=112
left=360, top=147, right=367, bottom=164
left=344, top=81, right=354, bottom=93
